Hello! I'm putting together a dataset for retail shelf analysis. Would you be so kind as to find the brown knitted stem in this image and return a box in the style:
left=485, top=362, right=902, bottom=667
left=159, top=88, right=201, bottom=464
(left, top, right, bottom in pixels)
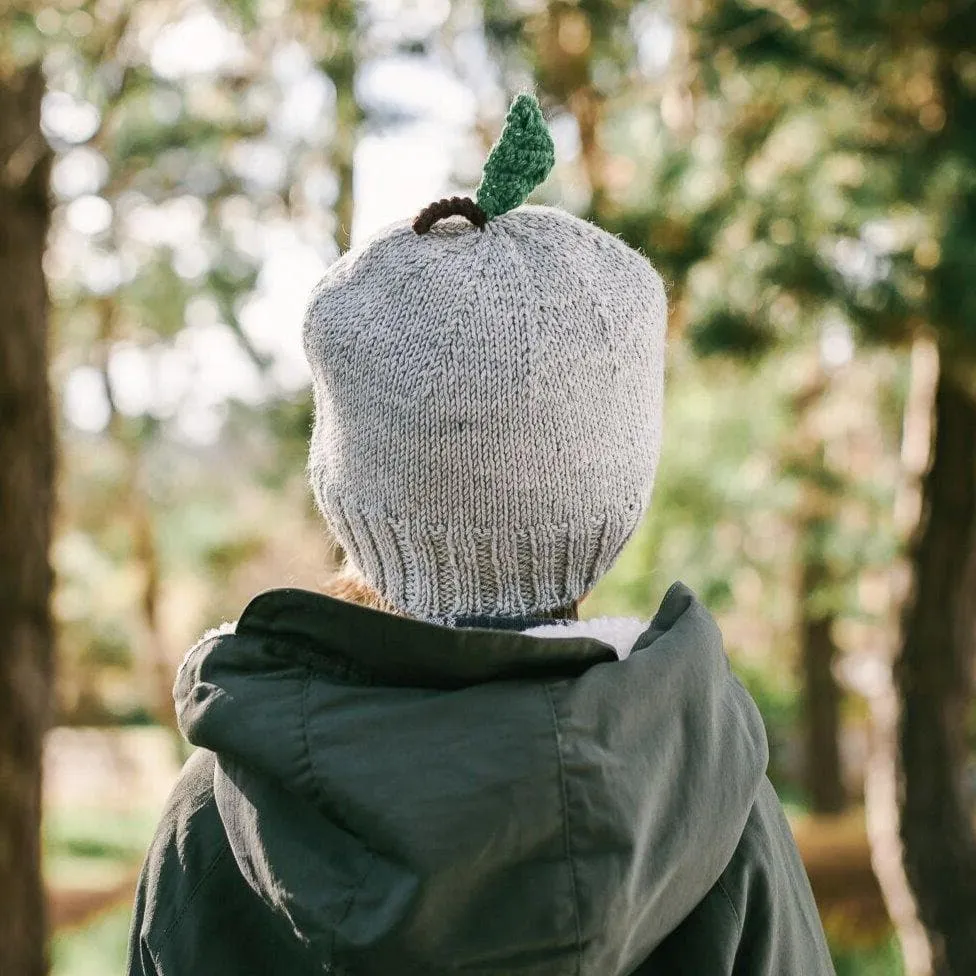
left=412, top=196, right=488, bottom=235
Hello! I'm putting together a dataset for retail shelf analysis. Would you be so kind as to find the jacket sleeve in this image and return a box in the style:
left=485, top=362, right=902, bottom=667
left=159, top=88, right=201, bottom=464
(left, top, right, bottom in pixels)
left=125, top=870, right=159, bottom=976
left=633, top=779, right=835, bottom=975
left=126, top=936, right=159, bottom=976
left=720, top=779, right=836, bottom=975
left=122, top=750, right=219, bottom=976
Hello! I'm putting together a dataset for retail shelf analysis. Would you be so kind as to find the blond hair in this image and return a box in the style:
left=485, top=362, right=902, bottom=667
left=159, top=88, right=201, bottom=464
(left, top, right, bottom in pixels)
left=322, top=560, right=401, bottom=615
left=323, top=559, right=580, bottom=621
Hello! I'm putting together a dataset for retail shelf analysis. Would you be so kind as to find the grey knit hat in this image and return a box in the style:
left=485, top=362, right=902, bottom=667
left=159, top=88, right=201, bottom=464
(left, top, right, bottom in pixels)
left=303, top=96, right=667, bottom=621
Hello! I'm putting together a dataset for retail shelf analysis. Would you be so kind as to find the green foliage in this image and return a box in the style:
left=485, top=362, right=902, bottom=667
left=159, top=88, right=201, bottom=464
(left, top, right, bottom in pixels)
left=830, top=933, right=905, bottom=976
left=588, top=350, right=796, bottom=626
left=690, top=0, right=976, bottom=361
left=476, top=94, right=555, bottom=219
left=690, top=309, right=776, bottom=360
left=40, top=0, right=349, bottom=721
left=735, top=661, right=802, bottom=800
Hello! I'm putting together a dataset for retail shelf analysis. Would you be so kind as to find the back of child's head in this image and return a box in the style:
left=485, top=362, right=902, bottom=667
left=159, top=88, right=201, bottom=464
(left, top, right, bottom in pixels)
left=302, top=96, right=667, bottom=622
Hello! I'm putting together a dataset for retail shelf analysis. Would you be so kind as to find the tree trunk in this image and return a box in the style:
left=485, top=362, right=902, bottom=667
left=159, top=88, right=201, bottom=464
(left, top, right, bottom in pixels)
left=794, top=390, right=846, bottom=815
left=332, top=87, right=357, bottom=254
left=0, top=64, right=54, bottom=976
left=864, top=336, right=938, bottom=976
left=865, top=674, right=934, bottom=976
left=896, top=366, right=976, bottom=976
left=321, top=0, right=359, bottom=253
left=799, top=592, right=845, bottom=813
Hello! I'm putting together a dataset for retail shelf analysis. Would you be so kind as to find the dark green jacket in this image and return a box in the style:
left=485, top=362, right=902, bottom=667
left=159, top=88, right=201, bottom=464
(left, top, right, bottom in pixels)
left=127, top=582, right=834, bottom=975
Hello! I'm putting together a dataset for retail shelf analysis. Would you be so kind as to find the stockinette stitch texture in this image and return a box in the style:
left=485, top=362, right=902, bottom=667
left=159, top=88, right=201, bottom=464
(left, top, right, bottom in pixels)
left=303, top=97, right=668, bottom=622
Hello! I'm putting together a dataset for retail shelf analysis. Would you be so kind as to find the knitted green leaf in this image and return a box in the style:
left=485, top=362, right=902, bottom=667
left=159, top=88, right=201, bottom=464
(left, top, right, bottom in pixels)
left=475, top=94, right=555, bottom=220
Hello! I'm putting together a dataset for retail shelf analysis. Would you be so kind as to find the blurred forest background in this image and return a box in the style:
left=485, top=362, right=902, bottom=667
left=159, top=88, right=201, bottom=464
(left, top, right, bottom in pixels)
left=1, top=0, right=975, bottom=974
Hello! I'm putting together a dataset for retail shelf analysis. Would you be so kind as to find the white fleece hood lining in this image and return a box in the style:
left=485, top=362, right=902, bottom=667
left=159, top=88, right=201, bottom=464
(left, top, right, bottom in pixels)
left=522, top=617, right=649, bottom=660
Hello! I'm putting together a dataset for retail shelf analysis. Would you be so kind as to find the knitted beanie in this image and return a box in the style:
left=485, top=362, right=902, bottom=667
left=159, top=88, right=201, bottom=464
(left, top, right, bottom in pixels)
left=303, top=95, right=667, bottom=621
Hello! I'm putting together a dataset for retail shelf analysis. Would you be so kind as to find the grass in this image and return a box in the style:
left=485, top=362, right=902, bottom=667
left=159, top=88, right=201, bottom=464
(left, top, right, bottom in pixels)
left=44, top=806, right=158, bottom=976
left=45, top=806, right=156, bottom=893
left=45, top=807, right=159, bottom=861
left=51, top=905, right=133, bottom=976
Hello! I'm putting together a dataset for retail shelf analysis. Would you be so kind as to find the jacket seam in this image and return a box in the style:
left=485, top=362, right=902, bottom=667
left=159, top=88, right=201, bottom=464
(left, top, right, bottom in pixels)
left=156, top=845, right=230, bottom=945
left=330, top=852, right=377, bottom=965
left=544, top=682, right=583, bottom=974
left=301, top=662, right=376, bottom=969
left=716, top=876, right=742, bottom=931
left=264, top=635, right=377, bottom=687
left=145, top=936, right=163, bottom=976
left=301, top=666, right=316, bottom=796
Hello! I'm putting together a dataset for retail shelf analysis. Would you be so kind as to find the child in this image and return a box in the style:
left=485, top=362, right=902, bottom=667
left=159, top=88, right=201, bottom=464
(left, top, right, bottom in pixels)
left=127, top=95, right=834, bottom=975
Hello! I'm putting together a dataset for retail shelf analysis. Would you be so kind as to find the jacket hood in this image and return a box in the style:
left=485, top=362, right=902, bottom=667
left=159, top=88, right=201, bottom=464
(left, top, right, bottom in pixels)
left=175, top=581, right=768, bottom=976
